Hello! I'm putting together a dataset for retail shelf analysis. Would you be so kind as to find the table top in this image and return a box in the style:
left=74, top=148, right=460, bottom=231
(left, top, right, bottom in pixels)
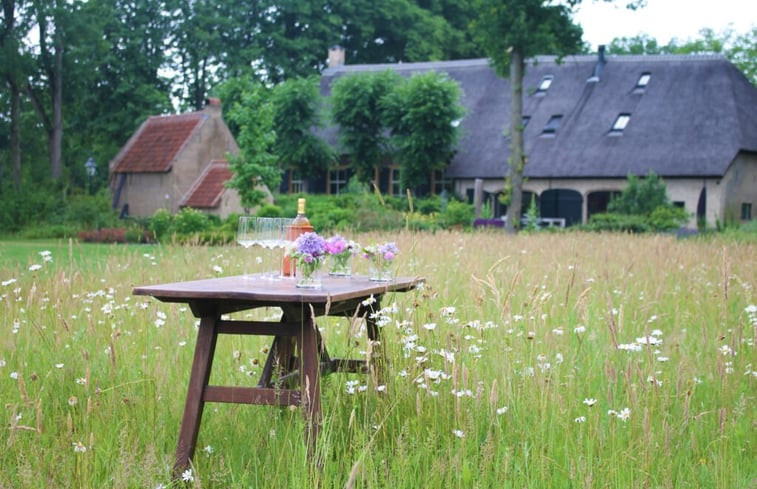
left=133, top=274, right=423, bottom=305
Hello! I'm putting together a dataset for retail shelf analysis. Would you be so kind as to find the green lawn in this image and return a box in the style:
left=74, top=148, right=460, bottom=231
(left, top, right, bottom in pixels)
left=0, top=239, right=162, bottom=271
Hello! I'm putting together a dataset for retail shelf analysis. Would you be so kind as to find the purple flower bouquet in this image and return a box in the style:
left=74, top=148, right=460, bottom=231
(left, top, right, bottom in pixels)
left=288, top=232, right=327, bottom=288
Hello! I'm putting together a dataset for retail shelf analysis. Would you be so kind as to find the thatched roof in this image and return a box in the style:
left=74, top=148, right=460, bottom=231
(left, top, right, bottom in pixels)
left=320, top=53, right=757, bottom=180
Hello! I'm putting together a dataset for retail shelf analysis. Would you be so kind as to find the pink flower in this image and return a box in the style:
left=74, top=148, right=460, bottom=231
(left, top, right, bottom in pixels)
left=325, top=235, right=347, bottom=255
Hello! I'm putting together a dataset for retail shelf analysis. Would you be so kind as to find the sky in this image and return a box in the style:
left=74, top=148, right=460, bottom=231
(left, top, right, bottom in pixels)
left=572, top=0, right=757, bottom=50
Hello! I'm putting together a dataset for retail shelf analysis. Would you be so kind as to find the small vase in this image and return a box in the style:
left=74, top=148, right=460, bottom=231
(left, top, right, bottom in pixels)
left=328, top=254, right=352, bottom=277
left=369, top=258, right=393, bottom=282
left=296, top=262, right=322, bottom=288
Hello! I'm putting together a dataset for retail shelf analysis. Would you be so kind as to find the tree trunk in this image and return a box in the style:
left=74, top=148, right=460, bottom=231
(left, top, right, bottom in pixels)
left=10, top=80, right=21, bottom=189
left=1, top=0, right=21, bottom=189
left=505, top=48, right=525, bottom=234
left=50, top=25, right=63, bottom=180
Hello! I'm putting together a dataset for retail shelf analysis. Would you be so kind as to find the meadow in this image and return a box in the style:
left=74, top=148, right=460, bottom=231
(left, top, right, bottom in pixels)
left=0, top=231, right=754, bottom=488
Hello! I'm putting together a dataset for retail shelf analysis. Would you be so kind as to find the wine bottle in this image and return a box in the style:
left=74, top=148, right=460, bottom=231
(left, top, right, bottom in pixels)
left=283, top=198, right=314, bottom=276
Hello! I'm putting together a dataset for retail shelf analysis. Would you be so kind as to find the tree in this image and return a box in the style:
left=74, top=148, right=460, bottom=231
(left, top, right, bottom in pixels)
left=271, top=76, right=335, bottom=180
left=729, top=27, right=757, bottom=86
left=330, top=70, right=401, bottom=183
left=222, top=82, right=280, bottom=209
left=606, top=33, right=666, bottom=55
left=471, top=0, right=645, bottom=232
left=65, top=0, right=174, bottom=183
left=25, top=0, right=71, bottom=180
left=471, top=0, right=582, bottom=232
left=608, top=27, right=757, bottom=86
left=168, top=0, right=231, bottom=110
left=383, top=71, right=463, bottom=191
left=414, top=0, right=481, bottom=60
left=0, top=0, right=30, bottom=189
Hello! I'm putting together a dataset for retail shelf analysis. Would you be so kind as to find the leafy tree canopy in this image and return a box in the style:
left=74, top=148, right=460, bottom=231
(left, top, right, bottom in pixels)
left=382, top=71, right=464, bottom=191
left=471, top=0, right=583, bottom=78
left=608, top=27, right=757, bottom=85
left=221, top=81, right=280, bottom=209
left=271, top=76, right=336, bottom=179
left=330, top=70, right=401, bottom=182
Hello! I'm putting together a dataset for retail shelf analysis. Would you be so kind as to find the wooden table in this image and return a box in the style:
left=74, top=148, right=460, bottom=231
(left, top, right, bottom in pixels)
left=133, top=274, right=422, bottom=474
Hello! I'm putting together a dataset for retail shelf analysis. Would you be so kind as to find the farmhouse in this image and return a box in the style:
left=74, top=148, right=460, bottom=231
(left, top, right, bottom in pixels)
left=109, top=98, right=244, bottom=219
left=312, top=48, right=757, bottom=227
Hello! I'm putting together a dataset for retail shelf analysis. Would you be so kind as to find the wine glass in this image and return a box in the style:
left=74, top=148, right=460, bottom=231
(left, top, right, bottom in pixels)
left=237, top=216, right=259, bottom=278
left=273, top=217, right=293, bottom=279
left=255, top=217, right=279, bottom=278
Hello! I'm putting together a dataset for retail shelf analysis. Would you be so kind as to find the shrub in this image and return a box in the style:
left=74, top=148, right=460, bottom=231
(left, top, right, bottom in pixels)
left=256, top=204, right=282, bottom=217
left=124, top=228, right=153, bottom=243
left=585, top=213, right=650, bottom=233
left=19, top=224, right=78, bottom=239
left=416, top=196, right=441, bottom=214
left=0, top=185, right=62, bottom=233
left=62, top=192, right=118, bottom=229
left=648, top=205, right=689, bottom=231
left=441, top=199, right=474, bottom=229
left=608, top=171, right=669, bottom=216
left=322, top=208, right=356, bottom=231
left=172, top=208, right=211, bottom=236
left=405, top=211, right=440, bottom=231
left=148, top=208, right=173, bottom=241
left=77, top=228, right=127, bottom=243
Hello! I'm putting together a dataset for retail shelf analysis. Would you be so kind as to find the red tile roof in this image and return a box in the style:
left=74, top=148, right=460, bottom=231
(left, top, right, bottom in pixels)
left=111, top=112, right=207, bottom=173
left=181, top=160, right=233, bottom=209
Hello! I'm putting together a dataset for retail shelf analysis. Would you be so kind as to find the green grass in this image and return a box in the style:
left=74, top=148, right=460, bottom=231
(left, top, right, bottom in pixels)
left=0, top=232, right=755, bottom=488
left=0, top=239, right=162, bottom=272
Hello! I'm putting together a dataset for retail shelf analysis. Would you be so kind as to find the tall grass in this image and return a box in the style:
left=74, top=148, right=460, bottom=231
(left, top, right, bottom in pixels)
left=1, top=232, right=754, bottom=488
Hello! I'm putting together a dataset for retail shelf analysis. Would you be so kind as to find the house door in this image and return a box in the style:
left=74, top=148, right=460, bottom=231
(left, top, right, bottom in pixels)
left=587, top=191, right=620, bottom=219
left=540, top=189, right=582, bottom=226
left=697, top=187, right=707, bottom=224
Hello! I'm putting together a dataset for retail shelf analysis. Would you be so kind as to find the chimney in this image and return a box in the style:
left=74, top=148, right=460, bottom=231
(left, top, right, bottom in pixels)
left=204, top=97, right=222, bottom=115
left=328, top=45, right=345, bottom=68
left=587, top=45, right=606, bottom=83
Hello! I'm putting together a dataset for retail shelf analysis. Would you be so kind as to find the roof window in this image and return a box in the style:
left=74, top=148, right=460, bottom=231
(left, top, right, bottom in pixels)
left=535, top=75, right=554, bottom=94
left=542, top=115, right=562, bottom=135
left=610, top=113, right=631, bottom=135
left=634, top=72, right=651, bottom=91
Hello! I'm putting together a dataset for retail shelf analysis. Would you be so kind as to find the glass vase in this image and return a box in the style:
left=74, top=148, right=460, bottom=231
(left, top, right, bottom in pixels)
left=296, top=261, right=322, bottom=288
left=369, top=257, right=393, bottom=282
left=328, top=254, right=352, bottom=277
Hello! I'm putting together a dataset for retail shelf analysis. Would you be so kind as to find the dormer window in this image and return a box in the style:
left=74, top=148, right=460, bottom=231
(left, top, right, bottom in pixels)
left=522, top=116, right=531, bottom=128
left=542, top=115, right=562, bottom=135
left=634, top=72, right=651, bottom=92
left=535, top=75, right=554, bottom=95
left=610, top=113, right=631, bottom=135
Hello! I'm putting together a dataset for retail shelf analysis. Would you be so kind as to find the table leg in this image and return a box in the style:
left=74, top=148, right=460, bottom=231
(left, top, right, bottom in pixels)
left=173, top=315, right=218, bottom=477
left=298, top=313, right=321, bottom=460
